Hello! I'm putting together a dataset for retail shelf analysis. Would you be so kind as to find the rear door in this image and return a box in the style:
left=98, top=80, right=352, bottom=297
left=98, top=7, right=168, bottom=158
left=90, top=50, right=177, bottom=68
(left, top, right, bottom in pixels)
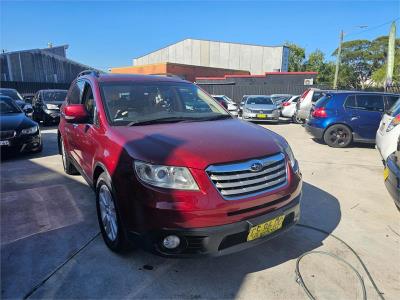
left=353, top=94, right=385, bottom=140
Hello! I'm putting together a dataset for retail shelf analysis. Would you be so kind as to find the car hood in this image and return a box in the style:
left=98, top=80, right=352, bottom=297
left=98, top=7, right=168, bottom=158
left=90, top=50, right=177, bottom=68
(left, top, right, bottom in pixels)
left=245, top=104, right=276, bottom=110
left=112, top=119, right=286, bottom=169
left=0, top=113, right=37, bottom=131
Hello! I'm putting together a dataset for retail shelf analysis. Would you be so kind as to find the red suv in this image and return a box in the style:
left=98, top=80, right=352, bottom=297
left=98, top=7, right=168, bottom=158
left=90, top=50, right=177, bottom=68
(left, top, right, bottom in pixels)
left=58, top=71, right=302, bottom=257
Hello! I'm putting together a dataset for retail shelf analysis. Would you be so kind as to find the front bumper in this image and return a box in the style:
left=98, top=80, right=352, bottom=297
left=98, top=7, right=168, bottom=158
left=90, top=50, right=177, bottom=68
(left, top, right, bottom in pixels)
left=0, top=132, right=41, bottom=153
left=305, top=124, right=324, bottom=139
left=242, top=112, right=279, bottom=122
left=129, top=195, right=301, bottom=257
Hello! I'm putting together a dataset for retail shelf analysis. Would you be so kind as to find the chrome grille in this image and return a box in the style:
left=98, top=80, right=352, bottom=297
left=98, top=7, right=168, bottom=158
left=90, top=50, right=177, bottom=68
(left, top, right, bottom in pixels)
left=0, top=130, right=16, bottom=140
left=206, top=153, right=287, bottom=200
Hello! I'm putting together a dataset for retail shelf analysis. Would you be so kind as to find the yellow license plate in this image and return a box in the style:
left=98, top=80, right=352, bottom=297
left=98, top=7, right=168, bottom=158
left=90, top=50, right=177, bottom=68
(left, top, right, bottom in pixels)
left=247, top=215, right=285, bottom=241
left=257, top=114, right=267, bottom=118
left=384, top=167, right=389, bottom=181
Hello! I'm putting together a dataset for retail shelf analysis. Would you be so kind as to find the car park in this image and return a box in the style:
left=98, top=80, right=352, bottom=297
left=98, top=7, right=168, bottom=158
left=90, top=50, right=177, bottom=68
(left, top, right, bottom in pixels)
left=281, top=95, right=300, bottom=119
left=58, top=71, right=301, bottom=256
left=384, top=136, right=400, bottom=210
left=0, top=88, right=33, bottom=118
left=212, top=95, right=239, bottom=116
left=376, top=97, right=400, bottom=162
left=242, top=95, right=280, bottom=123
left=32, top=89, right=68, bottom=125
left=294, top=88, right=325, bottom=123
left=305, top=91, right=400, bottom=148
left=0, top=95, right=42, bottom=154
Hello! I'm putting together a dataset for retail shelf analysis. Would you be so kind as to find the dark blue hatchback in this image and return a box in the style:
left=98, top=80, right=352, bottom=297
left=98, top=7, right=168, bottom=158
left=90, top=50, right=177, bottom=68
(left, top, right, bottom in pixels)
left=305, top=91, right=399, bottom=148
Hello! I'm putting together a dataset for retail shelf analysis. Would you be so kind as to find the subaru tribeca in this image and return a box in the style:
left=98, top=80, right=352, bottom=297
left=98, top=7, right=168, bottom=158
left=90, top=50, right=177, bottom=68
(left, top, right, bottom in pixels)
left=58, top=71, right=302, bottom=256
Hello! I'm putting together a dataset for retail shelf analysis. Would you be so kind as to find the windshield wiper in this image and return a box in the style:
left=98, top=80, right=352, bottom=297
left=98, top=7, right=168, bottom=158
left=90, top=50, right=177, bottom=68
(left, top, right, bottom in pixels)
left=127, top=117, right=196, bottom=126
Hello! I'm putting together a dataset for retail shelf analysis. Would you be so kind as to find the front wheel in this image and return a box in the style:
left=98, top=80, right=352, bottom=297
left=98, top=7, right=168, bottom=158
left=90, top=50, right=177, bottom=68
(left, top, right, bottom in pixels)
left=96, top=173, right=131, bottom=253
left=323, top=124, right=353, bottom=148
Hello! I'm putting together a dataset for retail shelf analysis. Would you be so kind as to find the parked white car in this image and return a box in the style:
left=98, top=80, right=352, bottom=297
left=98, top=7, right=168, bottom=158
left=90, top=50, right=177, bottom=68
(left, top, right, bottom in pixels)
left=211, top=95, right=238, bottom=116
left=376, top=98, right=400, bottom=162
left=281, top=95, right=300, bottom=119
left=294, top=88, right=325, bottom=123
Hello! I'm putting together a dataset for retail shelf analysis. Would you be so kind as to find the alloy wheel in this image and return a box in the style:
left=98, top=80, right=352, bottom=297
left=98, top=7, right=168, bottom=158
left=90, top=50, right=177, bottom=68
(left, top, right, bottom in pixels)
left=99, top=185, right=118, bottom=241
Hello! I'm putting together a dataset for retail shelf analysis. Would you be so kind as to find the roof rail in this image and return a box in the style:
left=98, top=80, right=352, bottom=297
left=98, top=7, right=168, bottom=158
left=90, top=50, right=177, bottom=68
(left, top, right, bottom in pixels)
left=77, top=69, right=100, bottom=78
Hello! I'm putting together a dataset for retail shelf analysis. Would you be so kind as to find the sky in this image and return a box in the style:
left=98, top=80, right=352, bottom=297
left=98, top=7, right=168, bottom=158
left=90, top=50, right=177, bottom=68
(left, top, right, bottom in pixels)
left=1, top=0, right=399, bottom=71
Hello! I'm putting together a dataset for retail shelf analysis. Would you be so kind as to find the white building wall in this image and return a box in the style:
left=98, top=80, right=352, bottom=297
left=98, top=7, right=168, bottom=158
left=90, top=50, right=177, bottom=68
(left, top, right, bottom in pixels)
left=132, top=39, right=287, bottom=74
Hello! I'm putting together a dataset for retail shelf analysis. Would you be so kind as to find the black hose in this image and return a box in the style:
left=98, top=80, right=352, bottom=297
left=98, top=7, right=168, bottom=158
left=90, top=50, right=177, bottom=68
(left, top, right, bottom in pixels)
left=295, top=223, right=385, bottom=300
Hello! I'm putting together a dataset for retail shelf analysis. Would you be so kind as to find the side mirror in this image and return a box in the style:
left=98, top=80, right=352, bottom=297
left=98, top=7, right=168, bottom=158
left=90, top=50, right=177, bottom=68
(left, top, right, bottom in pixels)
left=63, top=104, right=89, bottom=123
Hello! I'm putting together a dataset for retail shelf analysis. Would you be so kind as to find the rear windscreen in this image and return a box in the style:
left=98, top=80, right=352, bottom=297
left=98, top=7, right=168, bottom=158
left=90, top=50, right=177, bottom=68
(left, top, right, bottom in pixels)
left=314, top=94, right=331, bottom=107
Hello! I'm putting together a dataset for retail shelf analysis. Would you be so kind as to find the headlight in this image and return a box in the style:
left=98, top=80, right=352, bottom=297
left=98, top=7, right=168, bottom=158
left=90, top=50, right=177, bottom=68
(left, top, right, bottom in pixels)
left=243, top=108, right=251, bottom=113
left=134, top=161, right=199, bottom=190
left=284, top=143, right=296, bottom=169
left=46, top=103, right=59, bottom=110
left=21, top=125, right=38, bottom=135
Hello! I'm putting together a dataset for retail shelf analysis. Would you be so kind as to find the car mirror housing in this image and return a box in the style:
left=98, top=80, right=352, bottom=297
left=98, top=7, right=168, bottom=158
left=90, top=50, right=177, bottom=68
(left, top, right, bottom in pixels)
left=23, top=106, right=33, bottom=114
left=63, top=104, right=89, bottom=123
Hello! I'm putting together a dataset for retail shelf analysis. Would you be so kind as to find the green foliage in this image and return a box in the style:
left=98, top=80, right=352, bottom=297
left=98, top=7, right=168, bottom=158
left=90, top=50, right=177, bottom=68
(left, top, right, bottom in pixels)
left=284, top=42, right=305, bottom=72
left=287, top=34, right=399, bottom=89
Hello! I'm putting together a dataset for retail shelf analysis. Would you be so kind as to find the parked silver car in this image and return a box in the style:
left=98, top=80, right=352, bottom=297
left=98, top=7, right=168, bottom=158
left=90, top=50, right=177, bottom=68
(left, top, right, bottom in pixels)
left=242, top=95, right=280, bottom=122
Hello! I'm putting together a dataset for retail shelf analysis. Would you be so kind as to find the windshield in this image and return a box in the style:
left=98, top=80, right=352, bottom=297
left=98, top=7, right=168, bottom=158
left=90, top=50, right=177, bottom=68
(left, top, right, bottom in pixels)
left=43, top=91, right=67, bottom=102
left=247, top=96, right=273, bottom=105
left=0, top=89, right=23, bottom=101
left=100, top=82, right=229, bottom=125
left=388, top=98, right=400, bottom=117
left=0, top=98, right=22, bottom=114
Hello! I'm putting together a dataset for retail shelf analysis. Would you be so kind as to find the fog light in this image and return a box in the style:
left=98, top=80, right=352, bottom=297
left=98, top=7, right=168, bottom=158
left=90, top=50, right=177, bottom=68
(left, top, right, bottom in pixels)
left=162, top=235, right=180, bottom=249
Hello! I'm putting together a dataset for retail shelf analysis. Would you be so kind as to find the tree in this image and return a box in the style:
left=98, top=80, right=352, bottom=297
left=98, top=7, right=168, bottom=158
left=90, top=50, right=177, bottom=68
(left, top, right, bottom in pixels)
left=332, top=39, right=372, bottom=88
left=304, top=49, right=334, bottom=84
left=371, top=53, right=400, bottom=85
left=284, top=42, right=305, bottom=72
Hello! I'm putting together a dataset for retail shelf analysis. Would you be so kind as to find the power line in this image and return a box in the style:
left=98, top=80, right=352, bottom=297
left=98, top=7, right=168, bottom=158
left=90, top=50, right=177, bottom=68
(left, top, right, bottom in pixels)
left=345, top=18, right=399, bottom=39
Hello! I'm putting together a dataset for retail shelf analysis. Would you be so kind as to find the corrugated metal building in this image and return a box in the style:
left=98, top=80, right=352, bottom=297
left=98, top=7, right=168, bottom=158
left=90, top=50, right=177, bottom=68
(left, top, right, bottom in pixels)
left=0, top=45, right=95, bottom=84
left=132, top=39, right=289, bottom=74
left=196, top=72, right=320, bottom=102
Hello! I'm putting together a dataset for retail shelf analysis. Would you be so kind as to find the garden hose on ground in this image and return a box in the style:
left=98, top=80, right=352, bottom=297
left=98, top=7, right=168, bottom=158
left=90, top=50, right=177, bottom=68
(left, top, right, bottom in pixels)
left=295, top=223, right=385, bottom=300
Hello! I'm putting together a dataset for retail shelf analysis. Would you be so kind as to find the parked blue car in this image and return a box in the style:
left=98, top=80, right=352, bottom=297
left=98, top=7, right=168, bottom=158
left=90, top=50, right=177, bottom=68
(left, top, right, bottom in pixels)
left=305, top=91, right=399, bottom=148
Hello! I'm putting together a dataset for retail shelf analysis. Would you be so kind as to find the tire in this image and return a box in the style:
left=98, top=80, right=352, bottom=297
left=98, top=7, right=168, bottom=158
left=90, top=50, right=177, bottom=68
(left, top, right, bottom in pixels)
left=96, top=173, right=131, bottom=253
left=323, top=124, right=353, bottom=148
left=60, top=138, right=79, bottom=175
left=292, top=114, right=304, bottom=124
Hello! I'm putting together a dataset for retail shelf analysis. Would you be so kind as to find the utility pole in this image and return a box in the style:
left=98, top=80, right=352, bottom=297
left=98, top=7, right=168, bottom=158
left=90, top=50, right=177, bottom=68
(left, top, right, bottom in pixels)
left=333, top=30, right=344, bottom=89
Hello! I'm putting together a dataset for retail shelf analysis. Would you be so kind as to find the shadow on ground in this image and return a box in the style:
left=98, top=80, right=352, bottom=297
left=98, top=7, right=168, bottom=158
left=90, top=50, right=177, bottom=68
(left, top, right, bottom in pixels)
left=25, top=181, right=341, bottom=299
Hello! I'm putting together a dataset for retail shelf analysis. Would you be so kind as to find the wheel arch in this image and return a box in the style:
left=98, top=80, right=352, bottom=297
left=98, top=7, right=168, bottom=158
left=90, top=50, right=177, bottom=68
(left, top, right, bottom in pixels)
left=93, top=162, right=111, bottom=188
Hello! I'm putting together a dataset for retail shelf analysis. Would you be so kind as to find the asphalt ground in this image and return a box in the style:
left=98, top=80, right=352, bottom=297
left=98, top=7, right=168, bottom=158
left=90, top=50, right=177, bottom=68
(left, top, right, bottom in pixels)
left=1, top=122, right=399, bottom=299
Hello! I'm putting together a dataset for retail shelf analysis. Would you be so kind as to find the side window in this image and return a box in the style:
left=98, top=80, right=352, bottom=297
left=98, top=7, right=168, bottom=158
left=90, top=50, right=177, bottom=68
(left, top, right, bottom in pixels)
left=68, top=80, right=84, bottom=104
left=356, top=95, right=384, bottom=112
left=344, top=95, right=357, bottom=108
left=311, top=92, right=322, bottom=102
left=82, top=82, right=96, bottom=124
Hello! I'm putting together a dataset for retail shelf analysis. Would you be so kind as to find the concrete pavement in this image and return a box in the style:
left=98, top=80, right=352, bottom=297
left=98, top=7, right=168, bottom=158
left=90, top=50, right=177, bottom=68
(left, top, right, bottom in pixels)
left=1, top=123, right=399, bottom=299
